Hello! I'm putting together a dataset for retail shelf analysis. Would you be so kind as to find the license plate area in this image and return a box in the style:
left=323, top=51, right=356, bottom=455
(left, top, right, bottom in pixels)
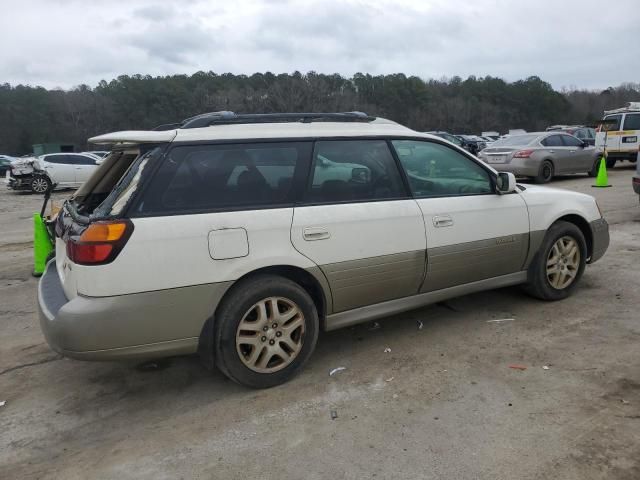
left=487, top=155, right=506, bottom=164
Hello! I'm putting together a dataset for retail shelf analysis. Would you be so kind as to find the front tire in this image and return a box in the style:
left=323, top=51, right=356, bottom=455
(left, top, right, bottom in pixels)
left=213, top=275, right=319, bottom=388
left=524, top=221, right=587, bottom=301
left=534, top=160, right=554, bottom=184
left=605, top=158, right=616, bottom=168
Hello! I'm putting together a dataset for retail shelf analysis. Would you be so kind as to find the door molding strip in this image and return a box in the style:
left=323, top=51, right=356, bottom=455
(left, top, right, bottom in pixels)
left=325, top=271, right=527, bottom=331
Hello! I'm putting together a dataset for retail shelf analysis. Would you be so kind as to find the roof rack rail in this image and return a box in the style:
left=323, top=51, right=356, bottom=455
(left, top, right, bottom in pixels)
left=179, top=111, right=375, bottom=129
left=152, top=122, right=183, bottom=131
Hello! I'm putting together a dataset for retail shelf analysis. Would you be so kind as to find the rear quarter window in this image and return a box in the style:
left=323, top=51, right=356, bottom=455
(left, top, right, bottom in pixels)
left=136, top=142, right=312, bottom=214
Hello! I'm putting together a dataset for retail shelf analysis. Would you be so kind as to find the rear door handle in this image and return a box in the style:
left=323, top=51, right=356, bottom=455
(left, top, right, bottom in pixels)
left=303, top=227, right=331, bottom=241
left=433, top=215, right=453, bottom=228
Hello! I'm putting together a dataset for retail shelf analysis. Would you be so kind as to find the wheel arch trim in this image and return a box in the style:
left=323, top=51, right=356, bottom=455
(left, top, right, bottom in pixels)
left=197, top=264, right=332, bottom=369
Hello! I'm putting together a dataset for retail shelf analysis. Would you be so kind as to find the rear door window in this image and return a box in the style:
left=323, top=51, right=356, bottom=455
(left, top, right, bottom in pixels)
left=304, top=140, right=406, bottom=203
left=138, top=142, right=312, bottom=214
left=69, top=154, right=97, bottom=165
left=623, top=113, right=640, bottom=130
left=44, top=155, right=67, bottom=164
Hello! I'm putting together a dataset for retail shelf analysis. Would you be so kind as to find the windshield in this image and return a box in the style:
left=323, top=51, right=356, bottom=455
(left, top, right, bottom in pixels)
left=491, top=134, right=540, bottom=147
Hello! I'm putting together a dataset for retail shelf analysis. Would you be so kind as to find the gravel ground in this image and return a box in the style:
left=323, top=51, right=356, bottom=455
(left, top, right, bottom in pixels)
left=0, top=165, right=639, bottom=480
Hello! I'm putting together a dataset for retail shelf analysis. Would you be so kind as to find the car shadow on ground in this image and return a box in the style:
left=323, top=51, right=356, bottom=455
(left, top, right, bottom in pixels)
left=50, top=284, right=532, bottom=411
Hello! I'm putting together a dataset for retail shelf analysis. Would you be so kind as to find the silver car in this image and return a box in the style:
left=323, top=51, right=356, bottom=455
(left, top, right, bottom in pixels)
left=478, top=132, right=600, bottom=183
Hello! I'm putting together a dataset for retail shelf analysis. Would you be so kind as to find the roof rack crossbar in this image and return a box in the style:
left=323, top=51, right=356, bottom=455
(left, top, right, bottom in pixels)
left=179, top=111, right=375, bottom=129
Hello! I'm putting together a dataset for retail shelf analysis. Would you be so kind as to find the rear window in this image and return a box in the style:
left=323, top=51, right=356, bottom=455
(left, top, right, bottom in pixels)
left=492, top=134, right=539, bottom=147
left=137, top=142, right=312, bottom=214
left=623, top=113, right=640, bottom=130
left=74, top=148, right=157, bottom=218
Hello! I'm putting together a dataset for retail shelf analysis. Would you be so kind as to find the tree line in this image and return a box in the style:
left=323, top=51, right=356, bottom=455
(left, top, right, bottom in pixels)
left=0, top=72, right=638, bottom=155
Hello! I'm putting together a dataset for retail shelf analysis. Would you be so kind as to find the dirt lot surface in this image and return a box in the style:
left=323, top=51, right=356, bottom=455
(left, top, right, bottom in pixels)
left=1, top=166, right=639, bottom=479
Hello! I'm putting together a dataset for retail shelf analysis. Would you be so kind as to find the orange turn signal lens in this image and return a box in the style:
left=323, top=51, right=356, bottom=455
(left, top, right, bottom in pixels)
left=80, top=221, right=128, bottom=242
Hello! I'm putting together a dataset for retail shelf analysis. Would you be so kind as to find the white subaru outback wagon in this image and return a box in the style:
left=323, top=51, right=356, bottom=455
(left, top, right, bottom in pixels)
left=38, top=112, right=609, bottom=388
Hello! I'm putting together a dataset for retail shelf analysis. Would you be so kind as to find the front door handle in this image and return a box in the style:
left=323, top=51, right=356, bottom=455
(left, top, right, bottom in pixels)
left=433, top=215, right=453, bottom=228
left=303, top=227, right=331, bottom=241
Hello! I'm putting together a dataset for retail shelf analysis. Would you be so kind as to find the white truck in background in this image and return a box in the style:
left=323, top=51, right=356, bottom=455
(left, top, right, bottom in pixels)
left=595, top=102, right=640, bottom=168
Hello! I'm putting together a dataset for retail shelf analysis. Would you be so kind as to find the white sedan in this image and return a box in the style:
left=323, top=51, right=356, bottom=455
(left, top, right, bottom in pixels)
left=6, top=153, right=100, bottom=193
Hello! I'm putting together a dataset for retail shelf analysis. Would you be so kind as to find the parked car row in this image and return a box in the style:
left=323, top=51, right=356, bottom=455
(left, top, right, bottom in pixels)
left=425, top=132, right=488, bottom=155
left=546, top=125, right=596, bottom=146
left=478, top=131, right=600, bottom=183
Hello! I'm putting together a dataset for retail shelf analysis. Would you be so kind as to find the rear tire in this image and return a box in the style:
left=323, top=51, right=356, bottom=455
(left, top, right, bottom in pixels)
left=31, top=175, right=52, bottom=194
left=213, top=274, right=319, bottom=389
left=588, top=158, right=600, bottom=177
left=534, top=160, right=554, bottom=184
left=524, top=221, right=587, bottom=301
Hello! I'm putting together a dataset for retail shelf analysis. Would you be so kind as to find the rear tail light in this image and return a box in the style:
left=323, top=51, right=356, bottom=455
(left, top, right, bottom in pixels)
left=513, top=149, right=534, bottom=158
left=66, top=220, right=133, bottom=265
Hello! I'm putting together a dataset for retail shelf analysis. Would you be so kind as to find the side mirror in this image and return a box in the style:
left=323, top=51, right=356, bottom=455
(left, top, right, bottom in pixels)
left=496, top=172, right=517, bottom=194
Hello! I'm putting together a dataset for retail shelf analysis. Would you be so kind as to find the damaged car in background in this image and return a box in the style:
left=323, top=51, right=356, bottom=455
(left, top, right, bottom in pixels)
left=5, top=152, right=101, bottom=193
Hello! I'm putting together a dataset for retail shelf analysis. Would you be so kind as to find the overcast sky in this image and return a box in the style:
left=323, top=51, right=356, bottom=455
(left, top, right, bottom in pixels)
left=1, top=0, right=638, bottom=91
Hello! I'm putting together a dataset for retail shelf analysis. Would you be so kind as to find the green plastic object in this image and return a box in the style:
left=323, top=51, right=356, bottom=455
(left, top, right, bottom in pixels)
left=33, top=213, right=54, bottom=277
left=592, top=156, right=611, bottom=188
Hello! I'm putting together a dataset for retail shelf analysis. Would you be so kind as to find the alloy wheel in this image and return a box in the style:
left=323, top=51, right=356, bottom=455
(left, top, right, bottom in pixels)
left=546, top=236, right=580, bottom=289
left=32, top=178, right=48, bottom=193
left=235, top=297, right=305, bottom=373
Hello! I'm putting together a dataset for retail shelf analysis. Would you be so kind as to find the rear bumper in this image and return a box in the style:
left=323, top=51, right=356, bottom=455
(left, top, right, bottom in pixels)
left=37, top=260, right=232, bottom=361
left=481, top=158, right=540, bottom=177
left=588, top=218, right=609, bottom=264
left=605, top=151, right=637, bottom=161
left=5, top=174, right=32, bottom=190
